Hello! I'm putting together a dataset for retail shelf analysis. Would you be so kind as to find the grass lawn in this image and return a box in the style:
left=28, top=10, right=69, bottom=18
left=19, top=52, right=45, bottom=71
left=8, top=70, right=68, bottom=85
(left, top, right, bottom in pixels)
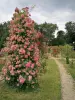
left=0, top=59, right=61, bottom=100
left=0, top=64, right=4, bottom=72
left=59, top=58, right=75, bottom=79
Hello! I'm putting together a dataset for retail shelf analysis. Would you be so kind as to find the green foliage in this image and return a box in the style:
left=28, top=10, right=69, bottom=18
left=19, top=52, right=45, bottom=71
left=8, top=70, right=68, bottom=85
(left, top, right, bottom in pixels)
left=66, top=56, right=69, bottom=64
left=51, top=38, right=58, bottom=46
left=56, top=30, right=66, bottom=45
left=0, top=22, right=9, bottom=49
left=39, top=55, right=47, bottom=73
left=65, top=21, right=75, bottom=44
left=34, top=22, right=58, bottom=44
left=60, top=45, right=75, bottom=58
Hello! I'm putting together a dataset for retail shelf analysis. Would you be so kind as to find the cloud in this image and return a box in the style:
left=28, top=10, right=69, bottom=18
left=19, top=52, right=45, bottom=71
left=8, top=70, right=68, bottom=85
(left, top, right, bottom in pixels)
left=31, top=8, right=75, bottom=31
left=0, top=0, right=75, bottom=31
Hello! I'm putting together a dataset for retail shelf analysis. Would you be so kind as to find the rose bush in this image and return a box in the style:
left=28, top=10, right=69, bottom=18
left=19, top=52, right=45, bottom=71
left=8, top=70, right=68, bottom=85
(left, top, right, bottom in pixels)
left=2, top=7, right=42, bottom=89
left=50, top=46, right=60, bottom=57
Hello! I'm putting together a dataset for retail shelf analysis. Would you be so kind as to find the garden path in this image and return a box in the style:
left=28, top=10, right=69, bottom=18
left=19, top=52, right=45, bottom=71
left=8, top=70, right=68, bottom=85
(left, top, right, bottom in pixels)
left=53, top=57, right=75, bottom=100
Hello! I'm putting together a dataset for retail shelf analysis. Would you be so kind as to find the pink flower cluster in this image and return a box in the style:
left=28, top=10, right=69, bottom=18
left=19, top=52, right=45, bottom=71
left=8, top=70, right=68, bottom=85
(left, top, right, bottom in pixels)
left=19, top=75, right=25, bottom=84
left=2, top=7, right=42, bottom=88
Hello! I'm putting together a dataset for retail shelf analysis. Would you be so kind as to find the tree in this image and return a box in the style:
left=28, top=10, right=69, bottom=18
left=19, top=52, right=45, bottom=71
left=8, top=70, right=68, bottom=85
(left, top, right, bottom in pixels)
left=56, top=30, right=66, bottom=45
left=0, top=21, right=9, bottom=50
left=51, top=38, right=58, bottom=46
left=65, top=21, right=75, bottom=44
left=34, top=22, right=58, bottom=45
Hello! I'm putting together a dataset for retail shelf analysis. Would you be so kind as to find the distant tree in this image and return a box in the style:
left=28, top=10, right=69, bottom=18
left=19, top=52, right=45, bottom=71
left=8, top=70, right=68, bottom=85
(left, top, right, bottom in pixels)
left=34, top=22, right=40, bottom=31
left=0, top=21, right=9, bottom=49
left=35, top=22, right=58, bottom=45
left=51, top=38, right=58, bottom=46
left=56, top=30, right=66, bottom=45
left=65, top=21, right=75, bottom=44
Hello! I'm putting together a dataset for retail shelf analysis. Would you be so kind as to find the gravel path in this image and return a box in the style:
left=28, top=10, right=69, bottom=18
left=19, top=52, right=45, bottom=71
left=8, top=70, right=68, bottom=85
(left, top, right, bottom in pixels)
left=53, top=57, right=75, bottom=100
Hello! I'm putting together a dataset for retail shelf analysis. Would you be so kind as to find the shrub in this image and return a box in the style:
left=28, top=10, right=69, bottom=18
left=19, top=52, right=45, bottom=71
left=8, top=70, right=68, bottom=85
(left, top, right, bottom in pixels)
left=50, top=46, right=60, bottom=57
left=60, top=45, right=75, bottom=58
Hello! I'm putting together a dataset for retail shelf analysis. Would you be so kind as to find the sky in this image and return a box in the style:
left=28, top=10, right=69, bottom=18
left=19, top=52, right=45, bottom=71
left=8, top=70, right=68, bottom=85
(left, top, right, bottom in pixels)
left=0, top=0, right=75, bottom=32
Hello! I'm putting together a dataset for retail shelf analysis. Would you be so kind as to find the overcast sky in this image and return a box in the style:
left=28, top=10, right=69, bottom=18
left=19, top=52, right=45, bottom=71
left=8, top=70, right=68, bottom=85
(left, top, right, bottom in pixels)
left=0, top=0, right=75, bottom=31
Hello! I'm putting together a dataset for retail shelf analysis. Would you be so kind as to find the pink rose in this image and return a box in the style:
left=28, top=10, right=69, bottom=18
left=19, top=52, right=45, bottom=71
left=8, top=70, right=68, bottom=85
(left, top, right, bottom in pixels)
left=6, top=76, right=10, bottom=81
left=17, top=70, right=21, bottom=74
left=19, top=75, right=25, bottom=84
left=16, top=56, right=19, bottom=60
left=8, top=65, right=13, bottom=70
left=24, top=45, right=27, bottom=49
left=28, top=75, right=32, bottom=81
left=27, top=52, right=30, bottom=56
left=36, top=61, right=41, bottom=67
left=31, top=63, right=35, bottom=69
left=15, top=65, right=19, bottom=68
left=2, top=68, right=7, bottom=76
left=19, top=48, right=26, bottom=54
left=11, top=45, right=18, bottom=51
left=24, top=55, right=28, bottom=58
left=21, top=14, right=25, bottom=19
left=34, top=57, right=39, bottom=62
left=10, top=70, right=15, bottom=76
left=25, top=61, right=31, bottom=68
left=28, top=47, right=32, bottom=51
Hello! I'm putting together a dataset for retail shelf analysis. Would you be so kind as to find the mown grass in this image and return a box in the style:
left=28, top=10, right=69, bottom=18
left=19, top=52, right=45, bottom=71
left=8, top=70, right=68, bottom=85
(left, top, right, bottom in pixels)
left=59, top=58, right=75, bottom=79
left=0, top=59, right=61, bottom=100
left=0, top=64, right=4, bottom=71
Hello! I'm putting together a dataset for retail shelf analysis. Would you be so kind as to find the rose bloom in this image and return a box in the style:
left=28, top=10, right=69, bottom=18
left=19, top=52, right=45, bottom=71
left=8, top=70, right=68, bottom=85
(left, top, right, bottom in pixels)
left=31, top=71, right=36, bottom=76
left=24, top=55, right=28, bottom=58
left=25, top=42, right=30, bottom=46
left=27, top=52, right=30, bottom=56
left=28, top=75, right=32, bottom=81
left=24, top=45, right=27, bottom=49
left=2, top=68, right=7, bottom=76
left=11, top=45, right=18, bottom=51
left=31, top=63, right=35, bottom=69
left=30, top=45, right=34, bottom=49
left=16, top=60, right=20, bottom=64
left=16, top=56, right=19, bottom=60
left=8, top=65, right=14, bottom=70
left=34, top=57, right=39, bottom=62
left=19, top=48, right=26, bottom=54
left=3, top=47, right=9, bottom=52
left=10, top=70, right=15, bottom=76
left=7, top=61, right=11, bottom=66
left=36, top=61, right=41, bottom=67
left=6, top=76, right=10, bottom=81
left=19, top=75, right=25, bottom=84
left=28, top=47, right=32, bottom=51
left=17, top=70, right=21, bottom=74
left=22, top=40, right=25, bottom=43
left=10, top=35, right=16, bottom=41
left=15, top=65, right=19, bottom=68
left=25, top=61, right=31, bottom=68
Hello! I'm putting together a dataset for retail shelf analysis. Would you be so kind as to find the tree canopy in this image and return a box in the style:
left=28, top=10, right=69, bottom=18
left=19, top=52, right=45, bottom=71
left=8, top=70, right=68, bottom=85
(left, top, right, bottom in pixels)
left=65, top=21, right=75, bottom=44
left=34, top=22, right=58, bottom=45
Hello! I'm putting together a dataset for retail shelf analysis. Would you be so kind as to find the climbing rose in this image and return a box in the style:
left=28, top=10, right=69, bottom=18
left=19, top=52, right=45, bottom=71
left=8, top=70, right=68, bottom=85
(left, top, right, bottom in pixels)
left=2, top=7, right=42, bottom=89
